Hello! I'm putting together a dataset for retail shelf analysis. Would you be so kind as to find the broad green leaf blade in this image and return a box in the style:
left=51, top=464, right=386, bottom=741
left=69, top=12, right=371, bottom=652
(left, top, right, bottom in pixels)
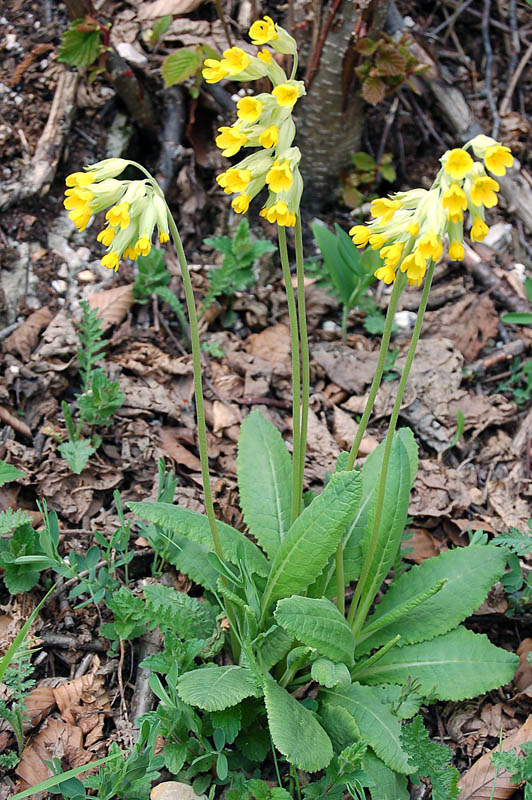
left=143, top=584, right=217, bottom=638
left=129, top=501, right=269, bottom=576
left=178, top=666, right=262, bottom=711
left=263, top=677, right=333, bottom=772
left=357, top=627, right=519, bottom=700
left=321, top=682, right=411, bottom=773
left=58, top=19, right=102, bottom=68
left=312, top=223, right=354, bottom=306
left=142, top=524, right=218, bottom=592
left=358, top=433, right=414, bottom=617
left=364, top=750, right=410, bottom=800
left=0, top=461, right=25, bottom=488
left=254, top=625, right=293, bottom=672
left=162, top=47, right=203, bottom=87
left=343, top=428, right=417, bottom=584
left=261, top=471, right=362, bottom=616
left=237, top=410, right=292, bottom=559
left=311, top=658, right=351, bottom=688
left=274, top=596, right=355, bottom=663
left=358, top=544, right=507, bottom=654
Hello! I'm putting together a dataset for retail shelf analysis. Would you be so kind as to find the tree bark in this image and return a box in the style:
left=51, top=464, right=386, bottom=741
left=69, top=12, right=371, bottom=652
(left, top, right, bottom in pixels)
left=297, top=0, right=391, bottom=212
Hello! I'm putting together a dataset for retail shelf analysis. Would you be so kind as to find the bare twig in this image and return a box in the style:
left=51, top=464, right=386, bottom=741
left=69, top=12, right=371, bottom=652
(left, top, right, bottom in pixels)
left=499, top=40, right=532, bottom=116
left=40, top=632, right=107, bottom=651
left=376, top=96, right=400, bottom=163
left=155, top=85, right=185, bottom=195
left=481, top=0, right=500, bottom=138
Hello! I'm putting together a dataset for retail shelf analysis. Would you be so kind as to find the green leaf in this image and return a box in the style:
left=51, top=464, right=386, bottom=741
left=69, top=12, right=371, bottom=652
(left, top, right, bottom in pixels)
left=58, top=18, right=102, bottom=68
left=352, top=152, right=377, bottom=171
left=312, top=223, right=355, bottom=307
left=319, top=703, right=360, bottom=751
left=263, top=677, right=333, bottom=772
left=274, top=596, right=355, bottom=663
left=144, top=524, right=218, bottom=592
left=162, top=47, right=203, bottom=87
left=254, top=625, right=293, bottom=672
left=129, top=501, right=269, bottom=577
left=0, top=461, right=25, bottom=488
left=150, top=14, right=172, bottom=44
left=364, top=750, right=409, bottom=800
left=525, top=275, right=532, bottom=304
left=311, top=658, right=351, bottom=689
left=237, top=410, right=292, bottom=559
left=0, top=509, right=33, bottom=535
left=357, top=433, right=415, bottom=616
left=356, top=626, right=519, bottom=700
left=143, top=583, right=217, bottom=638
left=374, top=43, right=406, bottom=76
left=500, top=312, right=532, bottom=325
left=178, top=666, right=262, bottom=711
left=379, top=164, right=396, bottom=182
left=0, top=525, right=45, bottom=594
left=210, top=705, right=242, bottom=745
left=400, top=716, right=459, bottom=800
left=321, top=683, right=410, bottom=773
left=163, top=742, right=187, bottom=774
left=356, top=38, right=377, bottom=56
left=58, top=439, right=96, bottom=474
left=358, top=544, right=507, bottom=654
left=260, top=471, right=362, bottom=616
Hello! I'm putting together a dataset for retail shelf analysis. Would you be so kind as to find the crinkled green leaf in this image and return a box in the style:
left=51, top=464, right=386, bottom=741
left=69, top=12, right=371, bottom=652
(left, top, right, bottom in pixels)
left=311, top=658, right=351, bottom=689
left=364, top=750, right=409, bottom=800
left=237, top=410, right=292, bottom=559
left=178, top=665, right=262, bottom=711
left=357, top=627, right=519, bottom=700
left=359, top=544, right=507, bottom=654
left=263, top=677, right=333, bottom=772
left=58, top=18, right=102, bottom=68
left=162, top=47, right=203, bottom=87
left=274, top=595, right=355, bottom=663
left=58, top=439, right=95, bottom=474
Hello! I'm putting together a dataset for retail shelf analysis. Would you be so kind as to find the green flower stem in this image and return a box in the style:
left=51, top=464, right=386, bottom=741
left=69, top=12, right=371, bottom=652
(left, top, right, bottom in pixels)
left=278, top=225, right=302, bottom=524
left=335, top=542, right=346, bottom=615
left=349, top=261, right=435, bottom=636
left=295, top=215, right=309, bottom=513
left=349, top=634, right=401, bottom=681
left=166, top=210, right=240, bottom=661
left=345, top=273, right=406, bottom=472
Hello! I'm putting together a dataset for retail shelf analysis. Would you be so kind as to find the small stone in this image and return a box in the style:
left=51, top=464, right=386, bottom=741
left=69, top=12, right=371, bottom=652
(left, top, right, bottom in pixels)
left=322, top=320, right=341, bottom=333
left=57, top=264, right=69, bottom=278
left=483, top=222, right=511, bottom=251
left=77, top=269, right=96, bottom=283
left=51, top=279, right=67, bottom=294
left=116, top=41, right=148, bottom=65
left=76, top=246, right=91, bottom=261
left=150, top=782, right=206, bottom=800
left=394, top=310, right=416, bottom=330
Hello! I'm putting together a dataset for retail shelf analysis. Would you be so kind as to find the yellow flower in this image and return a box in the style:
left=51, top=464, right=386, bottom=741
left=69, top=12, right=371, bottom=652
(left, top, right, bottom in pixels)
left=101, top=251, right=120, bottom=271
left=123, top=246, right=138, bottom=260
left=202, top=58, right=229, bottom=84
left=249, top=16, right=278, bottom=46
left=470, top=176, right=499, bottom=208
left=443, top=148, right=474, bottom=180
left=257, top=48, right=272, bottom=63
left=485, top=144, right=513, bottom=176
left=216, top=168, right=252, bottom=194
left=65, top=171, right=95, bottom=188
left=272, top=84, right=299, bottom=108
left=106, top=202, right=130, bottom=229
left=159, top=232, right=170, bottom=243
left=216, top=126, right=248, bottom=157
left=370, top=197, right=401, bottom=224
left=349, top=225, right=370, bottom=247
left=259, top=125, right=278, bottom=148
left=471, top=217, right=489, bottom=242
left=232, top=195, right=250, bottom=214
left=380, top=242, right=403, bottom=267
left=400, top=250, right=426, bottom=286
left=448, top=241, right=465, bottom=261
left=237, top=96, right=263, bottom=123
left=63, top=186, right=93, bottom=210
left=369, top=233, right=386, bottom=250
left=135, top=236, right=152, bottom=257
left=68, top=207, right=91, bottom=231
left=407, top=222, right=419, bottom=237
left=442, top=184, right=467, bottom=219
left=221, top=47, right=251, bottom=75
left=417, top=231, right=442, bottom=261
left=97, top=227, right=115, bottom=247
left=375, top=264, right=396, bottom=284
left=266, top=160, right=292, bottom=193
left=260, top=201, right=296, bottom=226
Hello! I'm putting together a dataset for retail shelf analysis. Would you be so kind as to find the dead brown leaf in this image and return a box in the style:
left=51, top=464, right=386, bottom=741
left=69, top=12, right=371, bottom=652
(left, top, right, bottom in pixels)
left=514, top=639, right=532, bottom=693
left=410, top=459, right=474, bottom=519
left=458, top=715, right=532, bottom=799
left=212, top=400, right=240, bottom=435
left=423, top=293, right=499, bottom=361
left=305, top=408, right=339, bottom=481
left=138, top=0, right=205, bottom=20
left=53, top=673, right=111, bottom=736
left=247, top=324, right=291, bottom=374
left=0, top=406, right=32, bottom=439
left=404, top=529, right=443, bottom=563
left=16, top=717, right=92, bottom=790
left=486, top=462, right=530, bottom=531
left=89, top=284, right=134, bottom=330
left=36, top=312, right=78, bottom=367
left=312, top=342, right=379, bottom=395
left=23, top=685, right=56, bottom=728
left=110, top=342, right=192, bottom=380
left=158, top=427, right=201, bottom=471
left=4, top=307, right=53, bottom=361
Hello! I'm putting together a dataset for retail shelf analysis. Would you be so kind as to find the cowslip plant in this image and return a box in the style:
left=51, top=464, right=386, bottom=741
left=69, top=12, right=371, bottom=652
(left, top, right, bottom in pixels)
left=60, top=16, right=518, bottom=797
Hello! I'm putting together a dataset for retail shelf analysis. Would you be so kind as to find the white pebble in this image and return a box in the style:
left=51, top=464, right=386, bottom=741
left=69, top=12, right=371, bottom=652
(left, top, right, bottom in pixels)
left=51, top=279, right=67, bottom=294
left=394, top=310, right=417, bottom=330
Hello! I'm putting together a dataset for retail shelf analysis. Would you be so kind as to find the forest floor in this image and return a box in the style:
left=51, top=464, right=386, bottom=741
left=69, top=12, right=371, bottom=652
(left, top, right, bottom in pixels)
left=1, top=0, right=532, bottom=797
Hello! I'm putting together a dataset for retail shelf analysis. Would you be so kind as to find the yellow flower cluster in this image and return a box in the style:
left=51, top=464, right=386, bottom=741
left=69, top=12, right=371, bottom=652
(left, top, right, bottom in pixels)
left=64, top=158, right=170, bottom=272
left=202, top=17, right=304, bottom=226
left=350, top=136, right=513, bottom=286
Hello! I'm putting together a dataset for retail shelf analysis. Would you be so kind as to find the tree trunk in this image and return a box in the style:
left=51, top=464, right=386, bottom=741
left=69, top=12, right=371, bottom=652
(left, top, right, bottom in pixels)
left=297, top=0, right=391, bottom=212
